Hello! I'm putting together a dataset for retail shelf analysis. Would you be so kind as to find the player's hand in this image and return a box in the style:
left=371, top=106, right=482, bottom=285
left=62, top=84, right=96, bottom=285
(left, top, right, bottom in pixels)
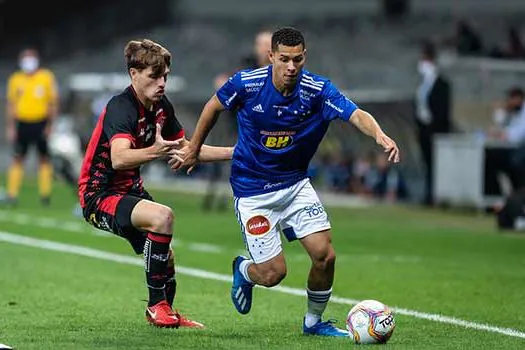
left=6, top=124, right=15, bottom=143
left=376, top=133, right=400, bottom=163
left=181, top=144, right=200, bottom=175
left=153, top=123, right=183, bottom=155
left=167, top=147, right=187, bottom=170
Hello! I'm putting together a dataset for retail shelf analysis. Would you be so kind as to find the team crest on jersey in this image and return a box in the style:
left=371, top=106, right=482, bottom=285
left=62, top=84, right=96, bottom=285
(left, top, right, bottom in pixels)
left=246, top=215, right=270, bottom=236
left=260, top=130, right=295, bottom=150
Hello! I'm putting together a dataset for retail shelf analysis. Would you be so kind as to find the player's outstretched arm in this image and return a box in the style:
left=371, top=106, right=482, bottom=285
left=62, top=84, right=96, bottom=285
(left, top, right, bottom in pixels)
left=184, top=95, right=226, bottom=169
left=349, top=109, right=400, bottom=163
left=168, top=139, right=233, bottom=171
left=111, top=124, right=183, bottom=170
left=199, top=144, right=234, bottom=162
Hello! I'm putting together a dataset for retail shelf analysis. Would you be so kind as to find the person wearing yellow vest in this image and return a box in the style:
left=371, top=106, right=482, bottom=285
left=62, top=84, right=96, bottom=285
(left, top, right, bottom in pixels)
left=4, top=48, right=59, bottom=206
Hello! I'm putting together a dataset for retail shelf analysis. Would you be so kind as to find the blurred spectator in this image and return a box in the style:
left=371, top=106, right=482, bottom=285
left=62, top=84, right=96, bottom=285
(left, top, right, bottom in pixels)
left=79, top=85, right=114, bottom=150
left=213, top=29, right=272, bottom=89
left=453, top=19, right=484, bottom=56
left=495, top=187, right=525, bottom=232
left=90, top=84, right=113, bottom=125
left=484, top=87, right=525, bottom=197
left=48, top=116, right=84, bottom=216
left=202, top=28, right=272, bottom=211
left=414, top=41, right=452, bottom=206
left=351, top=152, right=374, bottom=194
left=359, top=152, right=409, bottom=202
left=323, top=151, right=354, bottom=192
left=489, top=26, right=525, bottom=60
left=2, top=48, right=59, bottom=207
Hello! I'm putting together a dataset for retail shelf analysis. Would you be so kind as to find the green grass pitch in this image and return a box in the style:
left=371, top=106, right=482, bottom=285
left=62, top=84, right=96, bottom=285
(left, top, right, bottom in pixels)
left=0, top=177, right=524, bottom=349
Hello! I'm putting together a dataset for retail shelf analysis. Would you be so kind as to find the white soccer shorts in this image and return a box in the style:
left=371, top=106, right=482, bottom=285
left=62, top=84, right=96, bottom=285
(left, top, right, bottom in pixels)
left=234, top=178, right=331, bottom=264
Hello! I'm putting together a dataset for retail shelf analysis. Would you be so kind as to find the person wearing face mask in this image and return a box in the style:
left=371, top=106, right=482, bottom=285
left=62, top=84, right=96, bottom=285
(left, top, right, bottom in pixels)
left=414, top=41, right=452, bottom=207
left=3, top=48, right=59, bottom=206
left=484, top=87, right=525, bottom=198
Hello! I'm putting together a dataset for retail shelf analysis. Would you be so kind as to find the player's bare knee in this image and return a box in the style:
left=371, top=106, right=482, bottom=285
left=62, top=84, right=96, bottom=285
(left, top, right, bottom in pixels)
left=258, top=265, right=287, bottom=287
left=313, top=248, right=336, bottom=271
left=149, top=206, right=174, bottom=234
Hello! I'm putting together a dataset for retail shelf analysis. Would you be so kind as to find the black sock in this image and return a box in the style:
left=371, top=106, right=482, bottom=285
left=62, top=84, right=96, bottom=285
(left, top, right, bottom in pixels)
left=165, top=266, right=177, bottom=307
left=144, top=232, right=172, bottom=306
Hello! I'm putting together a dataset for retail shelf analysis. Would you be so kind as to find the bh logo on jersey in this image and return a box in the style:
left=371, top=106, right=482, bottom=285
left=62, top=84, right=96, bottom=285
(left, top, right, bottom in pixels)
left=260, top=131, right=295, bottom=151
left=246, top=215, right=270, bottom=236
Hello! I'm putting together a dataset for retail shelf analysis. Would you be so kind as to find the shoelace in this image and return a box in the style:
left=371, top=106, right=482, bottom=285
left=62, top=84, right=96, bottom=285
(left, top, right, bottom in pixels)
left=318, top=319, right=340, bottom=328
left=174, top=309, right=193, bottom=321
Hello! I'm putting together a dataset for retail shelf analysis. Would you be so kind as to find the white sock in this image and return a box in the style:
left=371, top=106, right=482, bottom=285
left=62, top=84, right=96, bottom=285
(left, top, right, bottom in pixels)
left=239, top=259, right=254, bottom=284
left=304, top=288, right=332, bottom=328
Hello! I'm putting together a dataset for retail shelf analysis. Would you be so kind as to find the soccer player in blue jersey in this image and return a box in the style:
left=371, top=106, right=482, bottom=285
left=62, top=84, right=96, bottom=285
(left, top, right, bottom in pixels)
left=175, top=27, right=400, bottom=336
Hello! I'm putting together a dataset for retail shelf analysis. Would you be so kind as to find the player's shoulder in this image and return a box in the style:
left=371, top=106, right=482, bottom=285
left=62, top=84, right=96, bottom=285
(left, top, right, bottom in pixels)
left=238, top=65, right=270, bottom=77
left=236, top=65, right=270, bottom=84
left=105, top=88, right=136, bottom=116
left=159, top=95, right=176, bottom=114
left=300, top=70, right=330, bottom=90
left=298, top=70, right=331, bottom=101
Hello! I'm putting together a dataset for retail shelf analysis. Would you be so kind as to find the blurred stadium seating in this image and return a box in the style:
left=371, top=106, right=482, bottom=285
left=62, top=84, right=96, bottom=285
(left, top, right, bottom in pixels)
left=1, top=0, right=525, bottom=204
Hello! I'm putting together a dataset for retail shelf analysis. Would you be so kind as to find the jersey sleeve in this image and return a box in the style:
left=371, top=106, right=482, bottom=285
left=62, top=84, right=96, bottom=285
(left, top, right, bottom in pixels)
left=321, top=81, right=358, bottom=121
left=103, top=98, right=136, bottom=145
left=216, top=71, right=244, bottom=111
left=162, top=100, right=185, bottom=141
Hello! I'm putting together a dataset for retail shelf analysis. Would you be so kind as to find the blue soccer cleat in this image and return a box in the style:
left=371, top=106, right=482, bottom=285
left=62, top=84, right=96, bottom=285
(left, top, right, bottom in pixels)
left=303, top=318, right=349, bottom=337
left=231, top=256, right=254, bottom=314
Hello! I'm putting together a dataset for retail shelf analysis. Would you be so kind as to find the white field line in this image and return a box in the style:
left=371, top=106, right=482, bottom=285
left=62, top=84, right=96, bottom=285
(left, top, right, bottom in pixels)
left=0, top=210, right=425, bottom=263
left=0, top=231, right=524, bottom=340
left=0, top=210, right=225, bottom=254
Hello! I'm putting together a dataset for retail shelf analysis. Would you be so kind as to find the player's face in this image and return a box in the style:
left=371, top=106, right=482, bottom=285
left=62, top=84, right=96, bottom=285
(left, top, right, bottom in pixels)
left=270, top=44, right=306, bottom=88
left=131, top=66, right=169, bottom=105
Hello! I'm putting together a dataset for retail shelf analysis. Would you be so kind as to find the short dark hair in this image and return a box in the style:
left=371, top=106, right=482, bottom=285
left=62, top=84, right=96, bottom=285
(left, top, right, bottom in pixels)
left=421, top=40, right=436, bottom=61
left=271, top=27, right=305, bottom=51
left=507, top=86, right=525, bottom=99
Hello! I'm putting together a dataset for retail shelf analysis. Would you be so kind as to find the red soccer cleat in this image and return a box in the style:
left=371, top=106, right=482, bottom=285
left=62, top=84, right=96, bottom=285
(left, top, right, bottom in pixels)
left=146, top=300, right=180, bottom=328
left=174, top=310, right=205, bottom=329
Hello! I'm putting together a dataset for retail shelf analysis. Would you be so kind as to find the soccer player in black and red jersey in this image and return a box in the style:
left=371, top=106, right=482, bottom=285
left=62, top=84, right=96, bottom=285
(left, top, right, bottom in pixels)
left=78, top=39, right=233, bottom=328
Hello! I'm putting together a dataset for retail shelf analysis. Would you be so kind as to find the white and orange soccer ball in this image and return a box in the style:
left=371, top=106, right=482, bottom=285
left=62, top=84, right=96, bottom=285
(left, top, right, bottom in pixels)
left=346, top=299, right=396, bottom=344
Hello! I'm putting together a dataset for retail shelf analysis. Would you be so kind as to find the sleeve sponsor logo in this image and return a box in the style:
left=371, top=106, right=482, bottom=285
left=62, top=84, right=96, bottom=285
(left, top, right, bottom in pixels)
left=325, top=99, right=343, bottom=113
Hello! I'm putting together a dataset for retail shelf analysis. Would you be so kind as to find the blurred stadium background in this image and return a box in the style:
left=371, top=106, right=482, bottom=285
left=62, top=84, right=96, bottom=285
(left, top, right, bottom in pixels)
left=1, top=1, right=525, bottom=349
left=2, top=0, right=525, bottom=206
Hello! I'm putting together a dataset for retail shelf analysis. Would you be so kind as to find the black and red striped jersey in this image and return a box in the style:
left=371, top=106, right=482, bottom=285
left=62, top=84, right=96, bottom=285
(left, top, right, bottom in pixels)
left=78, top=85, right=184, bottom=207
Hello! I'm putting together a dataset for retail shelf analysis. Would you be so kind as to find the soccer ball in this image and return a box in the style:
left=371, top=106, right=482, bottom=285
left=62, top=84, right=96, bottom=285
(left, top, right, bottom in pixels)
left=346, top=299, right=396, bottom=344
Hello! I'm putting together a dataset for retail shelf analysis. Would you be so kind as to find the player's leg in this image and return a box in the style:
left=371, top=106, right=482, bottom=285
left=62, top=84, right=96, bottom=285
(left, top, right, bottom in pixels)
left=280, top=179, right=346, bottom=336
left=231, top=193, right=285, bottom=314
left=129, top=200, right=174, bottom=304
left=83, top=194, right=180, bottom=328
left=165, top=248, right=176, bottom=307
left=5, top=122, right=28, bottom=205
left=36, top=121, right=53, bottom=206
left=128, top=198, right=204, bottom=328
left=300, top=230, right=346, bottom=336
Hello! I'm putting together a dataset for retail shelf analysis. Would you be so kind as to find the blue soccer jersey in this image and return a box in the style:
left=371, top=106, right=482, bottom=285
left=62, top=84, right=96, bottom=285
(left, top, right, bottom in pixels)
left=216, top=65, right=358, bottom=197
